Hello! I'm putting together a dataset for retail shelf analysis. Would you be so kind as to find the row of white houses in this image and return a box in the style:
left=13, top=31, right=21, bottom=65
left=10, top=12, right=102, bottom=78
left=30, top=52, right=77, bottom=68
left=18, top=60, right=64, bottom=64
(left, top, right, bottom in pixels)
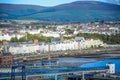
left=8, top=39, right=105, bottom=54
left=9, top=41, right=83, bottom=54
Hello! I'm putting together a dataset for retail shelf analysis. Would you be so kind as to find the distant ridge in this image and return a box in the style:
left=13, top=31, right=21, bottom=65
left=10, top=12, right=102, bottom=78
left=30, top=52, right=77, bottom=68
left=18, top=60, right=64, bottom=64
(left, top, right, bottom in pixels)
left=0, top=3, right=46, bottom=18
left=72, top=0, right=120, bottom=6
left=0, top=1, right=120, bottom=22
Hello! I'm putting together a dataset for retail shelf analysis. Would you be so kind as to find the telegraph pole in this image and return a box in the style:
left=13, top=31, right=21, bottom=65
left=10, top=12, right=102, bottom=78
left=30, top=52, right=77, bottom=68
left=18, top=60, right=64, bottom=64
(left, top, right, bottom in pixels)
left=48, top=42, right=51, bottom=60
left=82, top=71, right=85, bottom=80
left=48, top=42, right=51, bottom=68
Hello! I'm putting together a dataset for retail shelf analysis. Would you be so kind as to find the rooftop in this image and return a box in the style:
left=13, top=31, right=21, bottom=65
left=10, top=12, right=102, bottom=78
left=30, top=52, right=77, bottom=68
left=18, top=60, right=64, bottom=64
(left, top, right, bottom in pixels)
left=2, top=52, right=12, bottom=56
left=75, top=37, right=85, bottom=41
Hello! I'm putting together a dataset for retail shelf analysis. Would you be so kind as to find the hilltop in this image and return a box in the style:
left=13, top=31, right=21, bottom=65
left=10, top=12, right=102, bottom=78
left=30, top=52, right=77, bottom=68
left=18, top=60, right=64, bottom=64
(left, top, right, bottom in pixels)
left=0, top=1, right=120, bottom=22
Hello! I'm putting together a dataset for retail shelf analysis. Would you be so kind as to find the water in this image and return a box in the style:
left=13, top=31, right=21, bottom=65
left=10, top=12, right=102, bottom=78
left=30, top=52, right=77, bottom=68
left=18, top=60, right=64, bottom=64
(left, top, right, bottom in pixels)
left=41, top=58, right=120, bottom=80
left=1, top=58, right=120, bottom=80
left=58, top=58, right=120, bottom=73
left=26, top=58, right=120, bottom=73
left=58, top=57, right=97, bottom=67
left=58, top=57, right=96, bottom=63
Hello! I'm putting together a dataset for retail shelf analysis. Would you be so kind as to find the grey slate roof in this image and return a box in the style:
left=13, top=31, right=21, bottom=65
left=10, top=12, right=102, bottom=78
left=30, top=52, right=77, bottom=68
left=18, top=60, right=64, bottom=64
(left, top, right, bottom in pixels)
left=2, top=52, right=12, bottom=56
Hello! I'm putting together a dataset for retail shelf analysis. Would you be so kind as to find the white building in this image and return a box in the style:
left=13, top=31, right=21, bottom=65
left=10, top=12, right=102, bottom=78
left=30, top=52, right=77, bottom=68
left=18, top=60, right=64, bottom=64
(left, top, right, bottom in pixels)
left=0, top=34, right=24, bottom=41
left=83, top=39, right=105, bottom=49
left=9, top=44, right=40, bottom=54
left=8, top=37, right=105, bottom=55
left=20, top=29, right=41, bottom=34
left=8, top=39, right=84, bottom=54
left=42, top=31, right=60, bottom=37
left=73, top=29, right=79, bottom=35
left=107, top=63, right=115, bottom=74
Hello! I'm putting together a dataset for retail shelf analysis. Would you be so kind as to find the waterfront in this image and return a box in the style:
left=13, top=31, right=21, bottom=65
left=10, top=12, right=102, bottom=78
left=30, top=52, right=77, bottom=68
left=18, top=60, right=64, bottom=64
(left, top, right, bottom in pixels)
left=23, top=48, right=120, bottom=80
left=0, top=0, right=120, bottom=79
left=58, top=57, right=97, bottom=67
left=26, top=57, right=120, bottom=73
left=80, top=59, right=120, bottom=73
left=24, top=58, right=120, bottom=80
left=1, top=49, right=120, bottom=80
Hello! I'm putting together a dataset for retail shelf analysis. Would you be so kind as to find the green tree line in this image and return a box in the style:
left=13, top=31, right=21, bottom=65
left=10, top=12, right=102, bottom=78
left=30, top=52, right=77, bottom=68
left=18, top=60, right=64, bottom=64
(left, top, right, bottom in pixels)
left=10, top=33, right=52, bottom=42
left=1, top=33, right=120, bottom=44
left=77, top=33, right=120, bottom=44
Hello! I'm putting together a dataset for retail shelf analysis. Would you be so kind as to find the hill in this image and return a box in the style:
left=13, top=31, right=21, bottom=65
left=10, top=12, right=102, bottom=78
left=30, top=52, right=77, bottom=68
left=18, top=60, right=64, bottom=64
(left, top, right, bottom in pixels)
left=0, top=3, right=47, bottom=19
left=0, top=1, right=120, bottom=22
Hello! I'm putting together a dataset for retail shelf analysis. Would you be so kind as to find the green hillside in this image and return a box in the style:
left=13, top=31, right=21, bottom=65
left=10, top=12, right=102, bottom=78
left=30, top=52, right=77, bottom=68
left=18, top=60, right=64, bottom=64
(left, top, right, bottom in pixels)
left=19, top=10, right=120, bottom=22
left=0, top=1, right=120, bottom=22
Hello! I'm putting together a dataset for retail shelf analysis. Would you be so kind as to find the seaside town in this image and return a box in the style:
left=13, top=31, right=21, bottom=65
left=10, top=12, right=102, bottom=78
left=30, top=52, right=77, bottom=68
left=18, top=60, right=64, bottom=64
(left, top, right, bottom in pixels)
left=1, top=0, right=120, bottom=79
left=0, top=20, right=120, bottom=80
left=0, top=20, right=120, bottom=54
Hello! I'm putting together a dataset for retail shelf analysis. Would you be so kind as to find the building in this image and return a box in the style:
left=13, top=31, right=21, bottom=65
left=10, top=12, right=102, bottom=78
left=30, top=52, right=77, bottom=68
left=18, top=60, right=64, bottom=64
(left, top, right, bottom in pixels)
left=107, top=63, right=115, bottom=74
left=9, top=44, right=40, bottom=54
left=0, top=52, right=13, bottom=67
left=83, top=39, right=105, bottom=49
left=9, top=39, right=84, bottom=54
left=0, top=41, right=13, bottom=67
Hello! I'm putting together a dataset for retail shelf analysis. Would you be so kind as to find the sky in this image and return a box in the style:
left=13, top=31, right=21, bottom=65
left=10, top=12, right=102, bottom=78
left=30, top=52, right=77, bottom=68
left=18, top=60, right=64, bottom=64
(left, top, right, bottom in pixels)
left=0, top=0, right=120, bottom=6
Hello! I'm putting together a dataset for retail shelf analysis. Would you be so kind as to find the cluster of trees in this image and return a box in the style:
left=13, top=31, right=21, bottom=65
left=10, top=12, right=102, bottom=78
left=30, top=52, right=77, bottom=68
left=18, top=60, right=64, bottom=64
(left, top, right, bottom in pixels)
left=10, top=33, right=52, bottom=42
left=1, top=32, right=120, bottom=45
left=65, top=29, right=74, bottom=34
left=77, top=33, right=120, bottom=44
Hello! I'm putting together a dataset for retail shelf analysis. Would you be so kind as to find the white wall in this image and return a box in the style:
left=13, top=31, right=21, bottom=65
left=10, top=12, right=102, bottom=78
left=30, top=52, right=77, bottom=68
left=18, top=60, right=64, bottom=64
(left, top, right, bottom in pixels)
left=9, top=41, right=83, bottom=54
left=107, top=64, right=115, bottom=74
left=83, top=39, right=104, bottom=49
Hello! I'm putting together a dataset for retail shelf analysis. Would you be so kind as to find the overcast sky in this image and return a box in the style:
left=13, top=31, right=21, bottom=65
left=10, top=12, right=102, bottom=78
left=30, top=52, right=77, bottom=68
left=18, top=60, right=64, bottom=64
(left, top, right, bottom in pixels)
left=0, top=0, right=119, bottom=6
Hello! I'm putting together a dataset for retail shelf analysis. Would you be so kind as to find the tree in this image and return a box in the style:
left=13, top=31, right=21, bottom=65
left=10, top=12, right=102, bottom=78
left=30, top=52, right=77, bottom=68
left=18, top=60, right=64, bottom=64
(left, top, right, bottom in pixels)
left=77, top=32, right=120, bottom=44
left=10, top=37, right=18, bottom=42
left=19, top=36, right=27, bottom=42
left=65, top=29, right=74, bottom=34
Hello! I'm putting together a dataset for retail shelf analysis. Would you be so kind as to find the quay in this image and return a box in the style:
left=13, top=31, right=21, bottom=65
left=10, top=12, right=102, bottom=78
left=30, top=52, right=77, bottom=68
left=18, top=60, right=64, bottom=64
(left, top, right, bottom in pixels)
left=0, top=66, right=109, bottom=80
left=14, top=47, right=120, bottom=62
left=0, top=62, right=116, bottom=80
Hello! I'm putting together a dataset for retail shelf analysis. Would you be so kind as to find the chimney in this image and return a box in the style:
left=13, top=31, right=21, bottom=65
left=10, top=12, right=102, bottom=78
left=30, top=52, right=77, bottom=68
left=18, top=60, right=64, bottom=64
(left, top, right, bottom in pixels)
left=2, top=41, right=8, bottom=52
left=3, top=41, right=8, bottom=45
left=34, top=39, right=38, bottom=44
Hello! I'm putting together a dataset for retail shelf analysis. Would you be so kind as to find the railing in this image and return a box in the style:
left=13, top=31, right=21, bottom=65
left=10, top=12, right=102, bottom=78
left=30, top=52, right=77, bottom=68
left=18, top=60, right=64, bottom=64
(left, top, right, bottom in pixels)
left=0, top=66, right=109, bottom=79
left=26, top=66, right=109, bottom=75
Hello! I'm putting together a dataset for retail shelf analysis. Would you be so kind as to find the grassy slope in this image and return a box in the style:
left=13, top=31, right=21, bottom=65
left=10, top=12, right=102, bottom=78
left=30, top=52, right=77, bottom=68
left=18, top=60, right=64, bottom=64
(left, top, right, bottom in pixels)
left=19, top=10, right=120, bottom=22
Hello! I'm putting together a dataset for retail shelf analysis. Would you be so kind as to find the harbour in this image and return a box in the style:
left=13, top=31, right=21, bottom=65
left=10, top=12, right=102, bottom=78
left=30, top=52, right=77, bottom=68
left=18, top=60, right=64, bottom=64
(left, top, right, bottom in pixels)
left=0, top=58, right=120, bottom=80
left=0, top=1, right=120, bottom=79
left=0, top=41, right=120, bottom=80
left=1, top=49, right=120, bottom=80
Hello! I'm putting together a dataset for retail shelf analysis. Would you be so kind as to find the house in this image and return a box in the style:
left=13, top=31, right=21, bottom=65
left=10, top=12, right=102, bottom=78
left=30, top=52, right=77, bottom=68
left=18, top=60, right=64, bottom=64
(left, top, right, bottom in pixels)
left=0, top=52, right=13, bottom=67
left=83, top=39, right=105, bottom=49
left=74, top=37, right=85, bottom=42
